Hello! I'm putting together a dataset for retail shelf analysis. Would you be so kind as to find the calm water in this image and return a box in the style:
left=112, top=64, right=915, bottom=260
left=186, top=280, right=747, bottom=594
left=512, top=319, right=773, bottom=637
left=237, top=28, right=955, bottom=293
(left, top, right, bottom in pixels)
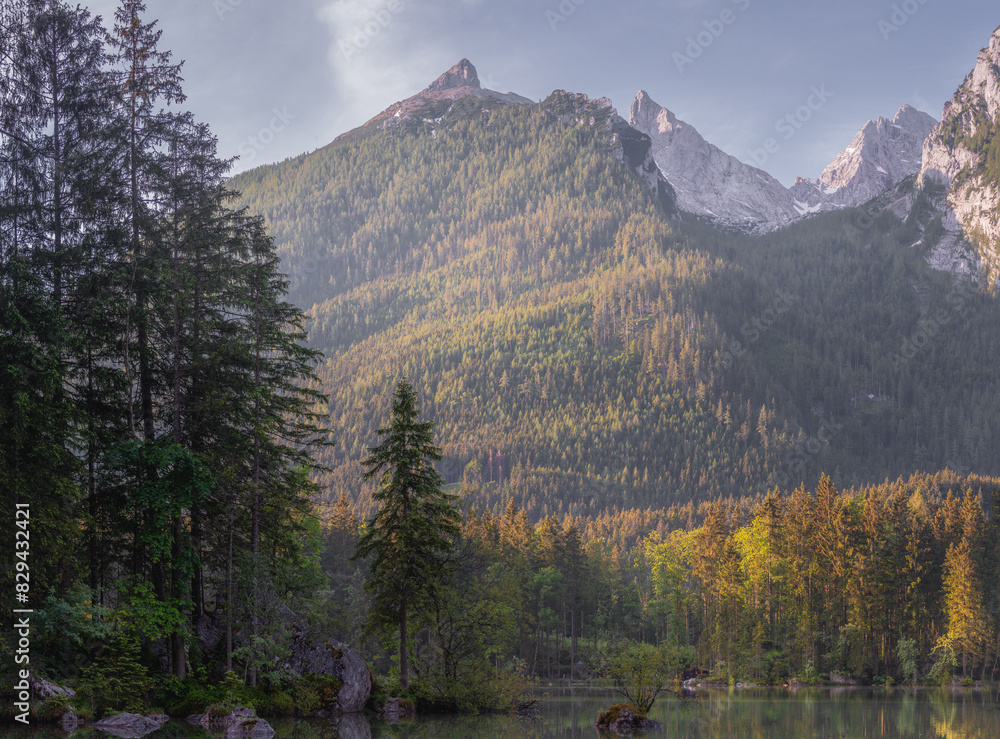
left=4, top=687, right=999, bottom=738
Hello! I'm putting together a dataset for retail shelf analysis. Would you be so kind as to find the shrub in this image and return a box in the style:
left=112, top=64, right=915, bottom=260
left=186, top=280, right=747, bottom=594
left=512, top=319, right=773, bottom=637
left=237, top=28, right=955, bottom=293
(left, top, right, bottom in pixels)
left=596, top=703, right=646, bottom=726
left=256, top=691, right=295, bottom=717
left=74, top=630, right=154, bottom=717
left=290, top=674, right=343, bottom=714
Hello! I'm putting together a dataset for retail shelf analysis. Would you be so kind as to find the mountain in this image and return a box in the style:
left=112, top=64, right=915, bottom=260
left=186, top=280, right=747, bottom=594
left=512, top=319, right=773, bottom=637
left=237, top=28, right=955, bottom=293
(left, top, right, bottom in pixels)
left=790, top=104, right=936, bottom=209
left=918, top=24, right=1000, bottom=286
left=231, top=59, right=1000, bottom=519
left=336, top=59, right=533, bottom=140
left=629, top=90, right=801, bottom=230
left=630, top=91, right=936, bottom=232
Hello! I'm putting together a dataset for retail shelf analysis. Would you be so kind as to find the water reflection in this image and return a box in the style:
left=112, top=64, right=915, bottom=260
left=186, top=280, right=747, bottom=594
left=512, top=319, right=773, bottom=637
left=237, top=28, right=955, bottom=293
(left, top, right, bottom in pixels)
left=3, top=688, right=997, bottom=738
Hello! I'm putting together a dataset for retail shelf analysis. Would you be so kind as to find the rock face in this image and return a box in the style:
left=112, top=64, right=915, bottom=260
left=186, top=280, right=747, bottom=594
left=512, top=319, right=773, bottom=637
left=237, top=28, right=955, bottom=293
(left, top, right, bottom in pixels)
left=919, top=24, right=1000, bottom=282
left=284, top=608, right=372, bottom=713
left=546, top=89, right=676, bottom=213
left=631, top=89, right=938, bottom=232
left=791, top=104, right=936, bottom=209
left=30, top=674, right=76, bottom=701
left=630, top=90, right=800, bottom=231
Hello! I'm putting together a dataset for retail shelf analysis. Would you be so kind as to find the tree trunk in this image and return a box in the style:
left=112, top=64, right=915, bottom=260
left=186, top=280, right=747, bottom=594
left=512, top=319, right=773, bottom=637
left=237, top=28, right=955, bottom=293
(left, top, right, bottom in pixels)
left=400, top=595, right=409, bottom=690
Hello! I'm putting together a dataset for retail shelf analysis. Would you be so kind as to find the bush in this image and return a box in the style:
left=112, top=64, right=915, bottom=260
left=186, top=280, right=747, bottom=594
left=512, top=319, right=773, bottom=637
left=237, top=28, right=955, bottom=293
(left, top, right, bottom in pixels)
left=255, top=691, right=295, bottom=717
left=290, top=674, right=343, bottom=714
left=599, top=642, right=673, bottom=714
left=74, top=630, right=155, bottom=717
left=596, top=703, right=646, bottom=726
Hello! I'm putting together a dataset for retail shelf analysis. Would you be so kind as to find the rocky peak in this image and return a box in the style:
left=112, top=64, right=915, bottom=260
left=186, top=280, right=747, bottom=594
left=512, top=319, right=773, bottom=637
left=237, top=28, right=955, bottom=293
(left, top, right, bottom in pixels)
left=338, top=59, right=532, bottom=141
left=425, top=58, right=481, bottom=94
left=796, top=103, right=936, bottom=206
left=629, top=90, right=800, bottom=231
left=918, top=24, right=1000, bottom=284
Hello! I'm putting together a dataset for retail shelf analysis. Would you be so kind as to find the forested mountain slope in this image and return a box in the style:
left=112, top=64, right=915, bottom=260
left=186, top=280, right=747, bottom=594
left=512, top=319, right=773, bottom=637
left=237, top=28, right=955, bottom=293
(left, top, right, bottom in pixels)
left=232, top=88, right=1000, bottom=521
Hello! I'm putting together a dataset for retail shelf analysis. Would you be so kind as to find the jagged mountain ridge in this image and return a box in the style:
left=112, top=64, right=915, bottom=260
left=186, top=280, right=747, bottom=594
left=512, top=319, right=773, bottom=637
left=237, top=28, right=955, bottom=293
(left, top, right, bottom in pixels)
left=629, top=90, right=937, bottom=232
left=790, top=105, right=936, bottom=209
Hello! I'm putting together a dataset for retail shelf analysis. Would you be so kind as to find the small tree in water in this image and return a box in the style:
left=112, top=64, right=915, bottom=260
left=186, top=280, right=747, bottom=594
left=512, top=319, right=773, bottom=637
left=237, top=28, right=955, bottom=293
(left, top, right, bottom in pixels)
left=353, top=379, right=461, bottom=690
left=601, top=642, right=674, bottom=714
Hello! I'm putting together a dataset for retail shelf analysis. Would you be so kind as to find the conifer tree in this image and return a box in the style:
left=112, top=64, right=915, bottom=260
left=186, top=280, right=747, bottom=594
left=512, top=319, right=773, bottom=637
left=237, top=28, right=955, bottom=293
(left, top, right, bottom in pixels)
left=354, top=379, right=461, bottom=690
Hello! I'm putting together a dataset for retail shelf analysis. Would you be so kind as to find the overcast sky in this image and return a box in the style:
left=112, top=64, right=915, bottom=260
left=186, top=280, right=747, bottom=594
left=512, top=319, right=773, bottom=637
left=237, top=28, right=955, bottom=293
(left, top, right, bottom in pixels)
left=84, top=0, right=999, bottom=186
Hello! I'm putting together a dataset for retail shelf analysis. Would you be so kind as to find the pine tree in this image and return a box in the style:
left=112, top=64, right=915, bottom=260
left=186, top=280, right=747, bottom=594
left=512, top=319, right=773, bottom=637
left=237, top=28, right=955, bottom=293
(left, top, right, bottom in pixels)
left=353, top=379, right=461, bottom=690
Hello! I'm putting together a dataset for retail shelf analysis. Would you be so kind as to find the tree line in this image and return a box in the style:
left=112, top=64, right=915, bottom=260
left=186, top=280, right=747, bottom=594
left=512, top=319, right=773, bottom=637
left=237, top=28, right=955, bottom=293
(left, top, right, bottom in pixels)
left=1, top=0, right=327, bottom=686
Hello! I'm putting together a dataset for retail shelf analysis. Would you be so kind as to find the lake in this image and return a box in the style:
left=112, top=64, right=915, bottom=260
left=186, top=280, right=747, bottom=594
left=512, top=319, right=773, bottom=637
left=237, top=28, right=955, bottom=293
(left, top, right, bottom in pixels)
left=4, top=686, right=999, bottom=738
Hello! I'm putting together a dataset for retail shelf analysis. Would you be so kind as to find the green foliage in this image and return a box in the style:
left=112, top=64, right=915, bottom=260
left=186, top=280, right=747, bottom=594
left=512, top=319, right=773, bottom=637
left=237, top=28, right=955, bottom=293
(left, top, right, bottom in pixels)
left=354, top=379, right=462, bottom=687
left=289, top=674, right=343, bottom=714
left=32, top=584, right=112, bottom=680
left=75, top=631, right=155, bottom=717
left=897, top=638, right=919, bottom=686
left=233, top=81, right=1000, bottom=525
left=600, top=642, right=673, bottom=713
left=596, top=703, right=647, bottom=726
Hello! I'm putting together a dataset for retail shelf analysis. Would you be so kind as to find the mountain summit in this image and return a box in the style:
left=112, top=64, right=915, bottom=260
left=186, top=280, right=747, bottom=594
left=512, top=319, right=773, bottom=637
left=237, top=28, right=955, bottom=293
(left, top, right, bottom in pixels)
left=630, top=90, right=800, bottom=230
left=426, top=58, right=481, bottom=92
left=631, top=90, right=936, bottom=232
left=337, top=59, right=533, bottom=140
left=791, top=104, right=936, bottom=209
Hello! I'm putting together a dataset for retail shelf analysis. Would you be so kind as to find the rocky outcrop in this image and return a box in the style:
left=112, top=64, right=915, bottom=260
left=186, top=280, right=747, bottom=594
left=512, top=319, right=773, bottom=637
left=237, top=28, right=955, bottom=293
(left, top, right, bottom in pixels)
left=919, top=24, right=1000, bottom=282
left=630, top=90, right=800, bottom=231
left=30, top=674, right=76, bottom=701
left=92, top=712, right=169, bottom=738
left=199, top=706, right=275, bottom=738
left=283, top=608, right=372, bottom=713
left=594, top=704, right=663, bottom=735
left=545, top=89, right=676, bottom=213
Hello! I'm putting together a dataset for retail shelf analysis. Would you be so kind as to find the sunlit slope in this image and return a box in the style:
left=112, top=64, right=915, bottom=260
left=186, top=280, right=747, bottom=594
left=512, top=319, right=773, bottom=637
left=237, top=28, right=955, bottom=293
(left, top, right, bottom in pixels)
left=232, top=97, right=1000, bottom=518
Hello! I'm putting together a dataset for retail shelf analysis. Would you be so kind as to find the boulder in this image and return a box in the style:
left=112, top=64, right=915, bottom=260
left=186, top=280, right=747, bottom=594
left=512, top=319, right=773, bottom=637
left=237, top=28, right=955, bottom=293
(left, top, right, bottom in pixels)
left=199, top=705, right=275, bottom=738
left=282, top=606, right=373, bottom=712
left=30, top=674, right=75, bottom=701
left=376, top=696, right=416, bottom=721
left=59, top=710, right=80, bottom=732
left=92, top=712, right=163, bottom=737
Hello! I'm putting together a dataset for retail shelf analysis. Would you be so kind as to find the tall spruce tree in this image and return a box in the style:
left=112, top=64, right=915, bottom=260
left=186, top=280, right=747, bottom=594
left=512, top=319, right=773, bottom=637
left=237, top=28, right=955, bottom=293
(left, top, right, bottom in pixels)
left=354, top=379, right=461, bottom=690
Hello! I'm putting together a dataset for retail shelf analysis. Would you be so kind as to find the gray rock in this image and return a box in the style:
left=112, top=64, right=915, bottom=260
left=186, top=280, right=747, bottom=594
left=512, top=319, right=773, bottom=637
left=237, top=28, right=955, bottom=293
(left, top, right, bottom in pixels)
left=92, top=712, right=163, bottom=738
left=283, top=607, right=373, bottom=713
left=59, top=710, right=80, bottom=732
left=30, top=674, right=76, bottom=701
left=631, top=89, right=937, bottom=234
left=199, top=706, right=275, bottom=738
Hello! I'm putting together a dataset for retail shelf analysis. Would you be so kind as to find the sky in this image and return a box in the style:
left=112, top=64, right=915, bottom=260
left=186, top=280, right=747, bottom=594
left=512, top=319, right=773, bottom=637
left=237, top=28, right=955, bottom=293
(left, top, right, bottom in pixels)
left=84, top=0, right=1000, bottom=186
